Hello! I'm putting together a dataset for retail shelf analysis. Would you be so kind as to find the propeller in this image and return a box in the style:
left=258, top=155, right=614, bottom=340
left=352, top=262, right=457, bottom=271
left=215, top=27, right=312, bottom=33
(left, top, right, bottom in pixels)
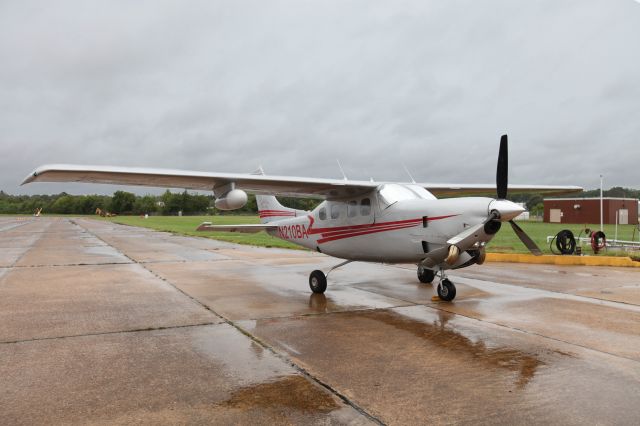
left=493, top=134, right=543, bottom=256
left=509, top=220, right=542, bottom=255
left=496, top=134, right=508, bottom=199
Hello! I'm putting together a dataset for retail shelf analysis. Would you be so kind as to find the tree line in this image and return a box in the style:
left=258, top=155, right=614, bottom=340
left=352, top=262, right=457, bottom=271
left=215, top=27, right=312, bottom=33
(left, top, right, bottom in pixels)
left=0, top=190, right=320, bottom=215
left=2, top=187, right=634, bottom=216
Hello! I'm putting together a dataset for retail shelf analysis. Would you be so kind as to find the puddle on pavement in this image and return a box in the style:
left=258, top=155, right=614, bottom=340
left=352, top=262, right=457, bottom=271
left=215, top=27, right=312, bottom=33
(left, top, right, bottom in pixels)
left=217, top=375, right=339, bottom=412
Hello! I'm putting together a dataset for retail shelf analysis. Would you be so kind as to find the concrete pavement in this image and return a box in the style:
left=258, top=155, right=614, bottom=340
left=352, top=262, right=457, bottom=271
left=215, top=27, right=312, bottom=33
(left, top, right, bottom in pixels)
left=1, top=217, right=639, bottom=425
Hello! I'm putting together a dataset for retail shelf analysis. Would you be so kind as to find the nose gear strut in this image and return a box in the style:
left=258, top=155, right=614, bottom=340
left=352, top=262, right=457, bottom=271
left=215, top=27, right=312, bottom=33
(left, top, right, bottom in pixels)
left=432, top=268, right=457, bottom=302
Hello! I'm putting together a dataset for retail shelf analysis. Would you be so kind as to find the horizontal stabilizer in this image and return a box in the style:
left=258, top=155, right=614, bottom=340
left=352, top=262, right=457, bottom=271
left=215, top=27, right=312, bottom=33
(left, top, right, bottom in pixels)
left=196, top=222, right=277, bottom=233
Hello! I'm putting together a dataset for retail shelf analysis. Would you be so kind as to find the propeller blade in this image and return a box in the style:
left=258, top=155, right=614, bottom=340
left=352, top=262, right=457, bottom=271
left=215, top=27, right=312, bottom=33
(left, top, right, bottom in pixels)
left=496, top=134, right=508, bottom=199
left=509, top=220, right=542, bottom=256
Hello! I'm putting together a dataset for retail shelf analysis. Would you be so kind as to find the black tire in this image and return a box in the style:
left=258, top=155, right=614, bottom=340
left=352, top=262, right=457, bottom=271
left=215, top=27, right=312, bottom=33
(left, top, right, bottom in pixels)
left=437, top=279, right=456, bottom=301
left=417, top=266, right=435, bottom=283
left=309, top=270, right=327, bottom=294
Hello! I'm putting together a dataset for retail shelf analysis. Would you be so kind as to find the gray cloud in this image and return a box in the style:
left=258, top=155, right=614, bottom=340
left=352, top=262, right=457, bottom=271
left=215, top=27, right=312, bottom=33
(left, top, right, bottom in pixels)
left=1, top=0, right=639, bottom=195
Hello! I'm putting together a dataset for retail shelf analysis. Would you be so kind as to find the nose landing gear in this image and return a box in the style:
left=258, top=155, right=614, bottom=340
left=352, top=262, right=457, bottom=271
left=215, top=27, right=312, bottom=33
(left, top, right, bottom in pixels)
left=427, top=268, right=456, bottom=302
left=418, top=265, right=457, bottom=301
left=437, top=277, right=456, bottom=301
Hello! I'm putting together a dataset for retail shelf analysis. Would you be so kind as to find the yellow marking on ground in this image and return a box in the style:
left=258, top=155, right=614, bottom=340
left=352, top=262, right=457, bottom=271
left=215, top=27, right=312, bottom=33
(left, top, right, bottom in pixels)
left=486, top=253, right=640, bottom=268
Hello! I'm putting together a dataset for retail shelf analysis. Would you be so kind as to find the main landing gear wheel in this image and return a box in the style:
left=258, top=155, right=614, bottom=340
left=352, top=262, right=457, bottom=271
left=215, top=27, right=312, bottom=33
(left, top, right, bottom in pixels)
left=309, top=270, right=327, bottom=294
left=417, top=266, right=435, bottom=283
left=437, top=278, right=456, bottom=301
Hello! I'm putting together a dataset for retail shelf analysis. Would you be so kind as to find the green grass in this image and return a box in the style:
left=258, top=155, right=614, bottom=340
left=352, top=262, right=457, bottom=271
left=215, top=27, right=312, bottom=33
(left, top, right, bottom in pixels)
left=104, top=215, right=302, bottom=250
left=103, top=215, right=640, bottom=255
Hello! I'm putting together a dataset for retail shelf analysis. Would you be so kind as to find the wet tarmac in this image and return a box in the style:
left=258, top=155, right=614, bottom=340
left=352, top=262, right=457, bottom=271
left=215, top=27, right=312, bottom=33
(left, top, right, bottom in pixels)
left=1, top=217, right=639, bottom=425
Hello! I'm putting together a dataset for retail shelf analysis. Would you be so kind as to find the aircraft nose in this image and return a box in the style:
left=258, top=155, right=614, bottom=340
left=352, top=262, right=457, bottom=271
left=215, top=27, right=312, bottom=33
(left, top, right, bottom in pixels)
left=489, top=199, right=526, bottom=221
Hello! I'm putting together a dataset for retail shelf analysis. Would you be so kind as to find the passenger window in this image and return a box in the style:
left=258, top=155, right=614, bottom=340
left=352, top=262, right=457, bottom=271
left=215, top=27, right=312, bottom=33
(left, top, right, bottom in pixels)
left=347, top=200, right=357, bottom=217
left=361, top=198, right=371, bottom=216
left=318, top=207, right=326, bottom=220
left=331, top=203, right=341, bottom=219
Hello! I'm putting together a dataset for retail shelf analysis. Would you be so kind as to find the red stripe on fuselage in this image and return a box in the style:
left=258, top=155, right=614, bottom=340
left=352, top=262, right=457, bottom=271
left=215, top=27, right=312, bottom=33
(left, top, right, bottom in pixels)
left=259, top=210, right=295, bottom=214
left=317, top=223, right=419, bottom=243
left=306, top=214, right=459, bottom=244
left=259, top=209, right=296, bottom=218
left=310, top=218, right=423, bottom=236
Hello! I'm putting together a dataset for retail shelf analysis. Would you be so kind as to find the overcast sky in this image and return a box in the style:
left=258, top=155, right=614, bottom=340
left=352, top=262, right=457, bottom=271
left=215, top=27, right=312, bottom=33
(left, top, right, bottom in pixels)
left=1, top=0, right=639, bottom=195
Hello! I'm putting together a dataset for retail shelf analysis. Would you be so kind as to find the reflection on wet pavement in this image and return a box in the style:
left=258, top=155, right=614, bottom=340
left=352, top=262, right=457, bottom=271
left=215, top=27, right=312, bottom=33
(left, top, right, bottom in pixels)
left=364, top=308, right=547, bottom=389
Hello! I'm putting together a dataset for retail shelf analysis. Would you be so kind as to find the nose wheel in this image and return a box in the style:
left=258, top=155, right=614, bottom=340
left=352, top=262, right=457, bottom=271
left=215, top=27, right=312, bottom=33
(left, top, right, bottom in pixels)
left=437, top=277, right=456, bottom=301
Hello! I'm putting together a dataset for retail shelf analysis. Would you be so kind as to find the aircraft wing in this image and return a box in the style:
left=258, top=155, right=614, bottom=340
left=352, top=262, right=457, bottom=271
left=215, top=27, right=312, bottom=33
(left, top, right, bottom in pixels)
left=22, top=164, right=377, bottom=198
left=196, top=222, right=278, bottom=233
left=420, top=183, right=583, bottom=197
left=22, top=164, right=582, bottom=198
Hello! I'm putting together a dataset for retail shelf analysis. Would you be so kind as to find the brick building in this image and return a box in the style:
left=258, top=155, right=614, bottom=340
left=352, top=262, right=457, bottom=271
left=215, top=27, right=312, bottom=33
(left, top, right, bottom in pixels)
left=543, top=197, right=638, bottom=224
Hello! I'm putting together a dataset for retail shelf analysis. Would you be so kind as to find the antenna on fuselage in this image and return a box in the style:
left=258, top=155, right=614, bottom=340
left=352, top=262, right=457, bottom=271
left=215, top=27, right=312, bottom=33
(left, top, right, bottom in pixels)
left=252, top=165, right=265, bottom=175
left=336, top=159, right=348, bottom=181
left=402, top=163, right=416, bottom=184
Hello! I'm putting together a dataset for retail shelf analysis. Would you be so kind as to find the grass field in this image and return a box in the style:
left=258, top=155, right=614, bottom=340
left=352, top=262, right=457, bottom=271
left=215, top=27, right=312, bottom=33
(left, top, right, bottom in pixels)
left=105, top=215, right=301, bottom=249
left=105, top=215, right=640, bottom=255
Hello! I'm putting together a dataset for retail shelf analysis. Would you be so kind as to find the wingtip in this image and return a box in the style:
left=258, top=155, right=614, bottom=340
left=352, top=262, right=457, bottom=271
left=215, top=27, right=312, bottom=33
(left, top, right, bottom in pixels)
left=21, top=170, right=37, bottom=186
left=20, top=164, right=63, bottom=186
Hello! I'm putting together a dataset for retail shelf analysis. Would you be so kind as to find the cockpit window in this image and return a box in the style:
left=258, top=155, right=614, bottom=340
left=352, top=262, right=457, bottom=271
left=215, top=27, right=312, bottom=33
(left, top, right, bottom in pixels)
left=406, top=185, right=437, bottom=200
left=318, top=207, right=326, bottom=220
left=378, top=184, right=436, bottom=207
left=330, top=203, right=341, bottom=219
left=347, top=200, right=357, bottom=217
left=360, top=198, right=371, bottom=216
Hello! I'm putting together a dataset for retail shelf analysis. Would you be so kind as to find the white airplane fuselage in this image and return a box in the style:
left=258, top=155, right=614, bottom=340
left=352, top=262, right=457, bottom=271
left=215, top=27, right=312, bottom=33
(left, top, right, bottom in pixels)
left=259, top=185, right=522, bottom=270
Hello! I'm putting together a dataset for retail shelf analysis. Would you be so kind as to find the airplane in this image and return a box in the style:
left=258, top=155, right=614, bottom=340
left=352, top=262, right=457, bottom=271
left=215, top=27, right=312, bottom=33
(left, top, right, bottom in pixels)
left=22, top=135, right=581, bottom=301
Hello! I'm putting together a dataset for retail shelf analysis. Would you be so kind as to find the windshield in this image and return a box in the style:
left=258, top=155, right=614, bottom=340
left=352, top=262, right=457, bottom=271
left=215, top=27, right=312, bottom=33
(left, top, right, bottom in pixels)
left=378, top=184, right=434, bottom=206
left=406, top=185, right=436, bottom=200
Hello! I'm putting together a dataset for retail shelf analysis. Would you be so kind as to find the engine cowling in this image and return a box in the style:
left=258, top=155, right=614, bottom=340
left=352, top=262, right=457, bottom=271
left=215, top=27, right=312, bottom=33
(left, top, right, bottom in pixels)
left=214, top=189, right=248, bottom=210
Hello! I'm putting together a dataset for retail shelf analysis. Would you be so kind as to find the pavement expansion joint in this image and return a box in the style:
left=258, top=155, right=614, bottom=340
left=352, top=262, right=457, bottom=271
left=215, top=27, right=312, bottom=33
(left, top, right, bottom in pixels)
left=0, top=221, right=35, bottom=233
left=138, top=258, right=232, bottom=265
left=0, top=321, right=220, bottom=345
left=8, top=261, right=134, bottom=269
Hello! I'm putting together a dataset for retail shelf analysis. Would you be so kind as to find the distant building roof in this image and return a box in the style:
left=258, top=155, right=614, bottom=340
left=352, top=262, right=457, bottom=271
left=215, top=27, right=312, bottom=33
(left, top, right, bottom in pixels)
left=543, top=197, right=638, bottom=201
